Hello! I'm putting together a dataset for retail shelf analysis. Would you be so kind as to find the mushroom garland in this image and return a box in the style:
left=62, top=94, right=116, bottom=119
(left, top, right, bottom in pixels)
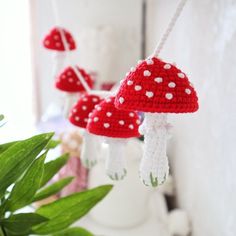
left=115, top=57, right=199, bottom=187
left=87, top=96, right=141, bottom=181
left=56, top=66, right=93, bottom=116
left=43, top=27, right=76, bottom=78
left=69, top=93, right=102, bottom=168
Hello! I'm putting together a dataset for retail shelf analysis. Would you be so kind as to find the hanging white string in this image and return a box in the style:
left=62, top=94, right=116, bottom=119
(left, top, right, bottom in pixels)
left=51, top=0, right=92, bottom=94
left=152, top=0, right=188, bottom=57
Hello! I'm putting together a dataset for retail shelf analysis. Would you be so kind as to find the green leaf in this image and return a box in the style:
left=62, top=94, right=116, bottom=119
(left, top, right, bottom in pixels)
left=52, top=227, right=93, bottom=236
left=1, top=213, right=48, bottom=235
left=44, top=140, right=60, bottom=150
left=40, top=154, right=69, bottom=188
left=0, top=115, right=4, bottom=121
left=5, top=153, right=46, bottom=212
left=33, top=185, right=113, bottom=234
left=0, top=141, right=17, bottom=154
left=0, top=133, right=53, bottom=196
left=33, top=177, right=74, bottom=202
left=0, top=228, right=5, bottom=236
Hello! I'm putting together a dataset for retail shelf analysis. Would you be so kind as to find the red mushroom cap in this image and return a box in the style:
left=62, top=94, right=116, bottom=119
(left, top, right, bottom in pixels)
left=43, top=27, right=76, bottom=51
left=115, top=57, right=199, bottom=113
left=69, top=94, right=102, bottom=129
left=55, top=66, right=93, bottom=93
left=87, top=96, right=141, bottom=138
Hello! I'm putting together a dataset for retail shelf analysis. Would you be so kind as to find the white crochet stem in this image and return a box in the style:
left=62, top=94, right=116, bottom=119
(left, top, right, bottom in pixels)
left=139, top=113, right=169, bottom=187
left=52, top=52, right=66, bottom=79
left=105, top=139, right=127, bottom=181
left=63, top=93, right=77, bottom=118
left=152, top=0, right=188, bottom=57
left=81, top=131, right=100, bottom=169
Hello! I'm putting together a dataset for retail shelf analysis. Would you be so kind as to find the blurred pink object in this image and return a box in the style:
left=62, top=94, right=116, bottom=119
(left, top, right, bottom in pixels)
left=58, top=156, right=88, bottom=197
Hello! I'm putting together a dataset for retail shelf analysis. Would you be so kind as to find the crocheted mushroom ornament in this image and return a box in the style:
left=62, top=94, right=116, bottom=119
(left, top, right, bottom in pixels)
left=56, top=66, right=93, bottom=117
left=87, top=96, right=141, bottom=181
left=43, top=27, right=76, bottom=51
left=69, top=93, right=102, bottom=168
left=115, top=57, right=199, bottom=187
left=43, top=27, right=76, bottom=79
left=56, top=66, right=93, bottom=93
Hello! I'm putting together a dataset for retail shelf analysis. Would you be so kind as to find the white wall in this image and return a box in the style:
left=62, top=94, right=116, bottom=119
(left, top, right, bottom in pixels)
left=146, top=0, right=236, bottom=235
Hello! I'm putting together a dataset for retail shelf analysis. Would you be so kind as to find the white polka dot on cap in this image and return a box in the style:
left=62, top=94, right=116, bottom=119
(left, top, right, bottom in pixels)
left=127, top=80, right=133, bottom=86
left=164, top=64, right=171, bottom=69
left=146, top=59, right=154, bottom=65
left=104, top=123, right=110, bottom=128
left=134, top=85, right=142, bottom=91
left=146, top=91, right=154, bottom=98
left=143, top=70, right=151, bottom=77
left=154, top=77, right=163, bottom=83
left=119, top=120, right=125, bottom=125
left=119, top=97, right=125, bottom=104
left=165, top=93, right=173, bottom=100
left=185, top=88, right=191, bottom=94
left=178, top=73, right=185, bottom=78
left=129, top=124, right=134, bottom=129
left=168, top=82, right=176, bottom=88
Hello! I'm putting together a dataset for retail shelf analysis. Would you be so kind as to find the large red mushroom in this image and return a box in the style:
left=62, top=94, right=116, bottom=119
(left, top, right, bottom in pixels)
left=87, top=96, right=141, bottom=180
left=115, top=57, right=199, bottom=187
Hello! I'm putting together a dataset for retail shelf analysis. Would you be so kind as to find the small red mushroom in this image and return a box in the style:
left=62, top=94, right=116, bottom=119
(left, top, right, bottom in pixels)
left=43, top=27, right=76, bottom=51
left=56, top=66, right=93, bottom=116
left=115, top=57, right=199, bottom=187
left=69, top=93, right=102, bottom=168
left=87, top=96, right=141, bottom=180
left=43, top=27, right=76, bottom=78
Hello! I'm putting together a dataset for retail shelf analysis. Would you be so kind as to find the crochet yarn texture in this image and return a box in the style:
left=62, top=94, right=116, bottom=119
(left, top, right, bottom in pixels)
left=55, top=66, right=93, bottom=93
left=43, top=27, right=76, bottom=51
left=69, top=94, right=102, bottom=128
left=115, top=57, right=198, bottom=113
left=87, top=96, right=141, bottom=139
